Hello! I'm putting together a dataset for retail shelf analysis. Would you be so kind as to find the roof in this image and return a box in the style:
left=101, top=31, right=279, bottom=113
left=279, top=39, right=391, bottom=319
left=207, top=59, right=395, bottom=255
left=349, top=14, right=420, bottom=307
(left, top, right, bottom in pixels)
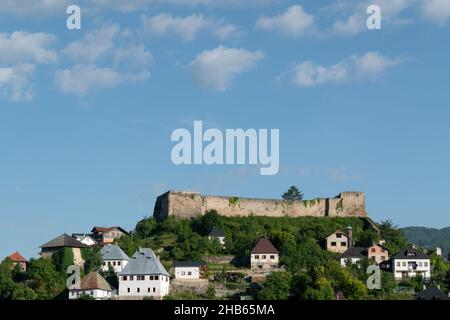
left=173, top=261, right=206, bottom=268
left=369, top=243, right=390, bottom=252
left=392, top=247, right=430, bottom=260
left=339, top=247, right=365, bottom=259
left=91, top=226, right=129, bottom=235
left=40, top=234, right=89, bottom=249
left=79, top=272, right=112, bottom=291
left=119, top=248, right=169, bottom=277
left=208, top=226, right=225, bottom=237
left=251, top=237, right=279, bottom=254
left=417, top=287, right=449, bottom=300
left=325, top=229, right=348, bottom=239
left=8, top=251, right=26, bottom=262
left=101, top=244, right=130, bottom=261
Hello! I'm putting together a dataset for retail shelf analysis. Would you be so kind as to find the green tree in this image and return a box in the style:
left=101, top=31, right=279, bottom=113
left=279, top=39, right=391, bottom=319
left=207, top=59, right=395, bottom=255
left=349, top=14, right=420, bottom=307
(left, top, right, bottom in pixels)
left=135, top=217, right=157, bottom=238
left=257, top=272, right=292, bottom=300
left=27, top=258, right=64, bottom=299
left=82, top=248, right=102, bottom=273
left=282, top=186, right=304, bottom=201
left=0, top=259, right=16, bottom=300
left=101, top=265, right=118, bottom=289
left=52, top=248, right=74, bottom=273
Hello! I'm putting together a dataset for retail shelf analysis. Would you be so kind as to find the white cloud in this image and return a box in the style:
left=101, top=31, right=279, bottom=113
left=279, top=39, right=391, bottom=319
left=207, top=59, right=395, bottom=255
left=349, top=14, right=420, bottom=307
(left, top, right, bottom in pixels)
left=0, top=32, right=58, bottom=65
left=62, top=25, right=120, bottom=63
left=57, top=25, right=152, bottom=96
left=0, top=0, right=70, bottom=16
left=55, top=65, right=122, bottom=95
left=140, top=13, right=242, bottom=41
left=279, top=52, right=404, bottom=87
left=0, top=64, right=35, bottom=101
left=255, top=5, right=316, bottom=37
left=188, top=46, right=263, bottom=92
left=420, top=0, right=450, bottom=24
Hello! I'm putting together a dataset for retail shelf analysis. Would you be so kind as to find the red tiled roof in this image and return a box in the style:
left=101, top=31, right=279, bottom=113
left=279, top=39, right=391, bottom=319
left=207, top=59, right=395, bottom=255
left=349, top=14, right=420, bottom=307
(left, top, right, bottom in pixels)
left=251, top=237, right=279, bottom=254
left=9, top=251, right=26, bottom=262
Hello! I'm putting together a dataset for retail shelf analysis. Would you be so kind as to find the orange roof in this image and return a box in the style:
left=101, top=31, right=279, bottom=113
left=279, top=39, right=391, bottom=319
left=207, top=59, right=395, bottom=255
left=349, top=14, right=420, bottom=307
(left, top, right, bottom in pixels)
left=9, top=251, right=26, bottom=262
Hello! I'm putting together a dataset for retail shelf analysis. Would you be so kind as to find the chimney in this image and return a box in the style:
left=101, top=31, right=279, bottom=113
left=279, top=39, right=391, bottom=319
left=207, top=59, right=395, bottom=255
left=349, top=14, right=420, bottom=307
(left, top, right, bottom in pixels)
left=346, top=226, right=353, bottom=248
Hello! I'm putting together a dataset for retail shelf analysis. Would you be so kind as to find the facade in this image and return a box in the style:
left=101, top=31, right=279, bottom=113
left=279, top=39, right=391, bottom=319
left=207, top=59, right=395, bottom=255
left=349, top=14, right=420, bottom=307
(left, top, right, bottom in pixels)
left=91, top=226, right=129, bottom=246
left=208, top=227, right=226, bottom=247
left=367, top=243, right=389, bottom=265
left=69, top=272, right=113, bottom=300
left=8, top=251, right=27, bottom=272
left=325, top=230, right=349, bottom=254
left=72, top=233, right=97, bottom=246
left=339, top=247, right=365, bottom=266
left=100, top=244, right=130, bottom=273
left=392, top=247, right=431, bottom=280
left=250, top=237, right=279, bottom=271
left=40, top=233, right=88, bottom=258
left=173, top=261, right=206, bottom=280
left=118, top=248, right=170, bottom=299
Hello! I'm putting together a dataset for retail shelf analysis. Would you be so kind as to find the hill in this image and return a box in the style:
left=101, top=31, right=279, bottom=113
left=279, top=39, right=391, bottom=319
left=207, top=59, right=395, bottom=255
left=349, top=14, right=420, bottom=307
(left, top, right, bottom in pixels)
left=401, top=226, right=450, bottom=257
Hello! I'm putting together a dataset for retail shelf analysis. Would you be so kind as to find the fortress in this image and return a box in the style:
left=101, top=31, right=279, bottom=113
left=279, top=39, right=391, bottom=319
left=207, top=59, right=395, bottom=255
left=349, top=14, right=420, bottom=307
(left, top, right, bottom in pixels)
left=153, top=190, right=367, bottom=221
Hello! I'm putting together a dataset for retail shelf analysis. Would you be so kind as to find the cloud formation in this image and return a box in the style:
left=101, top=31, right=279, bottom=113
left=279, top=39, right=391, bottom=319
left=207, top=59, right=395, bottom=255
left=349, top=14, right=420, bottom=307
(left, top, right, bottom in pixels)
left=0, top=64, right=35, bottom=101
left=279, top=52, right=405, bottom=87
left=255, top=5, right=316, bottom=37
left=188, top=46, right=264, bottom=91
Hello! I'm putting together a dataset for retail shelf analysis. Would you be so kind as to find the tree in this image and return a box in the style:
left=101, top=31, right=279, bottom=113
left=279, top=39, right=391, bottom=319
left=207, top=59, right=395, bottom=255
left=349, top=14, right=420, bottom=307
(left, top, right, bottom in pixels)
left=282, top=186, right=304, bottom=201
left=27, top=258, right=64, bottom=299
left=0, top=259, right=16, bottom=300
left=102, top=265, right=118, bottom=289
left=257, top=272, right=292, bottom=300
left=82, top=248, right=102, bottom=273
left=52, top=248, right=74, bottom=273
left=135, top=217, right=157, bottom=238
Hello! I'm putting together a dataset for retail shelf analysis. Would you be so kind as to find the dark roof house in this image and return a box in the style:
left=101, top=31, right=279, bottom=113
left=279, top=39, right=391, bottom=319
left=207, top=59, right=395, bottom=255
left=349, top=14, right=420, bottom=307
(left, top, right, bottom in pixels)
left=251, top=237, right=279, bottom=254
left=416, top=286, right=449, bottom=300
left=208, top=227, right=225, bottom=237
left=339, top=247, right=365, bottom=259
left=40, top=233, right=88, bottom=249
left=392, top=247, right=430, bottom=260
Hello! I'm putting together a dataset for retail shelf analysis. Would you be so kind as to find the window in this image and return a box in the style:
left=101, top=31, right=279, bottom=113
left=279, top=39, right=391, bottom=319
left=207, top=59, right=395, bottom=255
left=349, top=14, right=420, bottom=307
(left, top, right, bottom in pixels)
left=341, top=242, right=347, bottom=247
left=127, top=288, right=130, bottom=293
left=262, top=255, right=266, bottom=259
left=153, top=288, right=156, bottom=293
left=371, top=248, right=376, bottom=253
left=103, top=262, right=106, bottom=266
left=181, top=271, right=185, bottom=276
left=381, top=256, right=385, bottom=261
left=418, top=262, right=422, bottom=267
left=255, top=255, right=259, bottom=259
left=130, top=276, right=134, bottom=280
left=123, top=276, right=127, bottom=281
left=155, top=276, right=159, bottom=280
left=150, top=275, right=154, bottom=280
left=396, top=262, right=400, bottom=267
left=402, top=262, right=406, bottom=267
left=188, top=272, right=192, bottom=276
left=337, top=234, right=342, bottom=238
left=331, top=242, right=337, bottom=246
left=137, top=288, right=140, bottom=293
left=113, top=261, right=116, bottom=266
left=118, top=261, right=121, bottom=266
left=108, top=261, right=111, bottom=266
left=148, top=288, right=151, bottom=293
left=270, top=255, right=275, bottom=259
left=424, top=262, right=428, bottom=267
left=136, top=276, right=140, bottom=280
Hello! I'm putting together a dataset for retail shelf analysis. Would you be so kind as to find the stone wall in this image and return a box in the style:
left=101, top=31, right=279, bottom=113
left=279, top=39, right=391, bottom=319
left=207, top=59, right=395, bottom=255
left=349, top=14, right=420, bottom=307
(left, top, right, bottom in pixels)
left=153, top=190, right=367, bottom=221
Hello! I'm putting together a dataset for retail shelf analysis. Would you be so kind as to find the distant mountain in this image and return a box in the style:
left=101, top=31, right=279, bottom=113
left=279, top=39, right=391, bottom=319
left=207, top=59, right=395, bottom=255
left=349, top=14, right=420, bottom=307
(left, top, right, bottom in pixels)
left=401, top=226, right=450, bottom=257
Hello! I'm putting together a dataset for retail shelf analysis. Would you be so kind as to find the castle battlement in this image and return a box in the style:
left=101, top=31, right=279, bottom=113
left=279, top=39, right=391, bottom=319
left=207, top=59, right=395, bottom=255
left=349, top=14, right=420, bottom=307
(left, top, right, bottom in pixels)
left=153, top=190, right=367, bottom=221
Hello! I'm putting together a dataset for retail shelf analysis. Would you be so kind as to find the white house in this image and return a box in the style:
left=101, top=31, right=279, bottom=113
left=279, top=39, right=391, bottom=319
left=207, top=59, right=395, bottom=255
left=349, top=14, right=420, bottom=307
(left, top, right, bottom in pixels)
left=72, top=233, right=97, bottom=247
left=69, top=272, right=114, bottom=300
left=339, top=247, right=365, bottom=267
left=208, top=227, right=226, bottom=248
left=118, top=248, right=170, bottom=299
left=100, top=244, right=130, bottom=273
left=250, top=237, right=279, bottom=271
left=174, top=261, right=205, bottom=280
left=391, top=247, right=431, bottom=280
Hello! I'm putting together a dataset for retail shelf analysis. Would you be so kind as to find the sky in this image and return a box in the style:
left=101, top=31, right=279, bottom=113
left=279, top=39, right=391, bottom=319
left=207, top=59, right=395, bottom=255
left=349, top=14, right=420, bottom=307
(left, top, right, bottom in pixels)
left=1, top=0, right=450, bottom=258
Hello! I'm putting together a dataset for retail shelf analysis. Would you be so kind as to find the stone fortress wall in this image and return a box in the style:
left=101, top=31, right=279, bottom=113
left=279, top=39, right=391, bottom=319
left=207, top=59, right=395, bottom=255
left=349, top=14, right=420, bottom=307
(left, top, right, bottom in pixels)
left=153, top=190, right=367, bottom=221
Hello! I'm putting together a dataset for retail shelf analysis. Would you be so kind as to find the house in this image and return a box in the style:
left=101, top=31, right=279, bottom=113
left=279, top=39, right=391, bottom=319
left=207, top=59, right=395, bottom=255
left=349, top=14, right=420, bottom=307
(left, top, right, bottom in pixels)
left=208, top=227, right=226, bottom=247
left=68, top=272, right=114, bottom=300
left=72, top=233, right=97, bottom=246
left=91, top=226, right=129, bottom=246
left=367, top=243, right=389, bottom=265
left=100, top=244, right=130, bottom=273
left=339, top=247, right=365, bottom=267
left=391, top=246, right=431, bottom=280
left=40, top=233, right=88, bottom=262
left=416, top=286, right=449, bottom=300
left=173, top=261, right=206, bottom=280
left=118, top=248, right=170, bottom=299
left=8, top=251, right=27, bottom=272
left=250, top=237, right=279, bottom=271
left=325, top=228, right=351, bottom=254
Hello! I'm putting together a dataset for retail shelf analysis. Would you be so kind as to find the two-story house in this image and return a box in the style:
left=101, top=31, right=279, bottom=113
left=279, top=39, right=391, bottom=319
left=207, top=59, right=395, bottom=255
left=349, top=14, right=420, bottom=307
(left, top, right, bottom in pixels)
left=118, top=248, right=170, bottom=299
left=325, top=229, right=350, bottom=254
left=250, top=237, right=279, bottom=271
left=367, top=243, right=390, bottom=265
left=391, top=246, right=431, bottom=280
left=68, top=272, right=113, bottom=300
left=208, top=227, right=226, bottom=248
left=91, top=226, right=129, bottom=246
left=100, top=244, right=130, bottom=273
left=7, top=251, right=27, bottom=272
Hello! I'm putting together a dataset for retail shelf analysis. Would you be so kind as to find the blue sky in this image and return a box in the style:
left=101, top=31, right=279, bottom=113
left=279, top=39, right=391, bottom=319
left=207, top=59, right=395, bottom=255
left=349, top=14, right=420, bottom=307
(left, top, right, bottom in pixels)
left=1, top=0, right=450, bottom=258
